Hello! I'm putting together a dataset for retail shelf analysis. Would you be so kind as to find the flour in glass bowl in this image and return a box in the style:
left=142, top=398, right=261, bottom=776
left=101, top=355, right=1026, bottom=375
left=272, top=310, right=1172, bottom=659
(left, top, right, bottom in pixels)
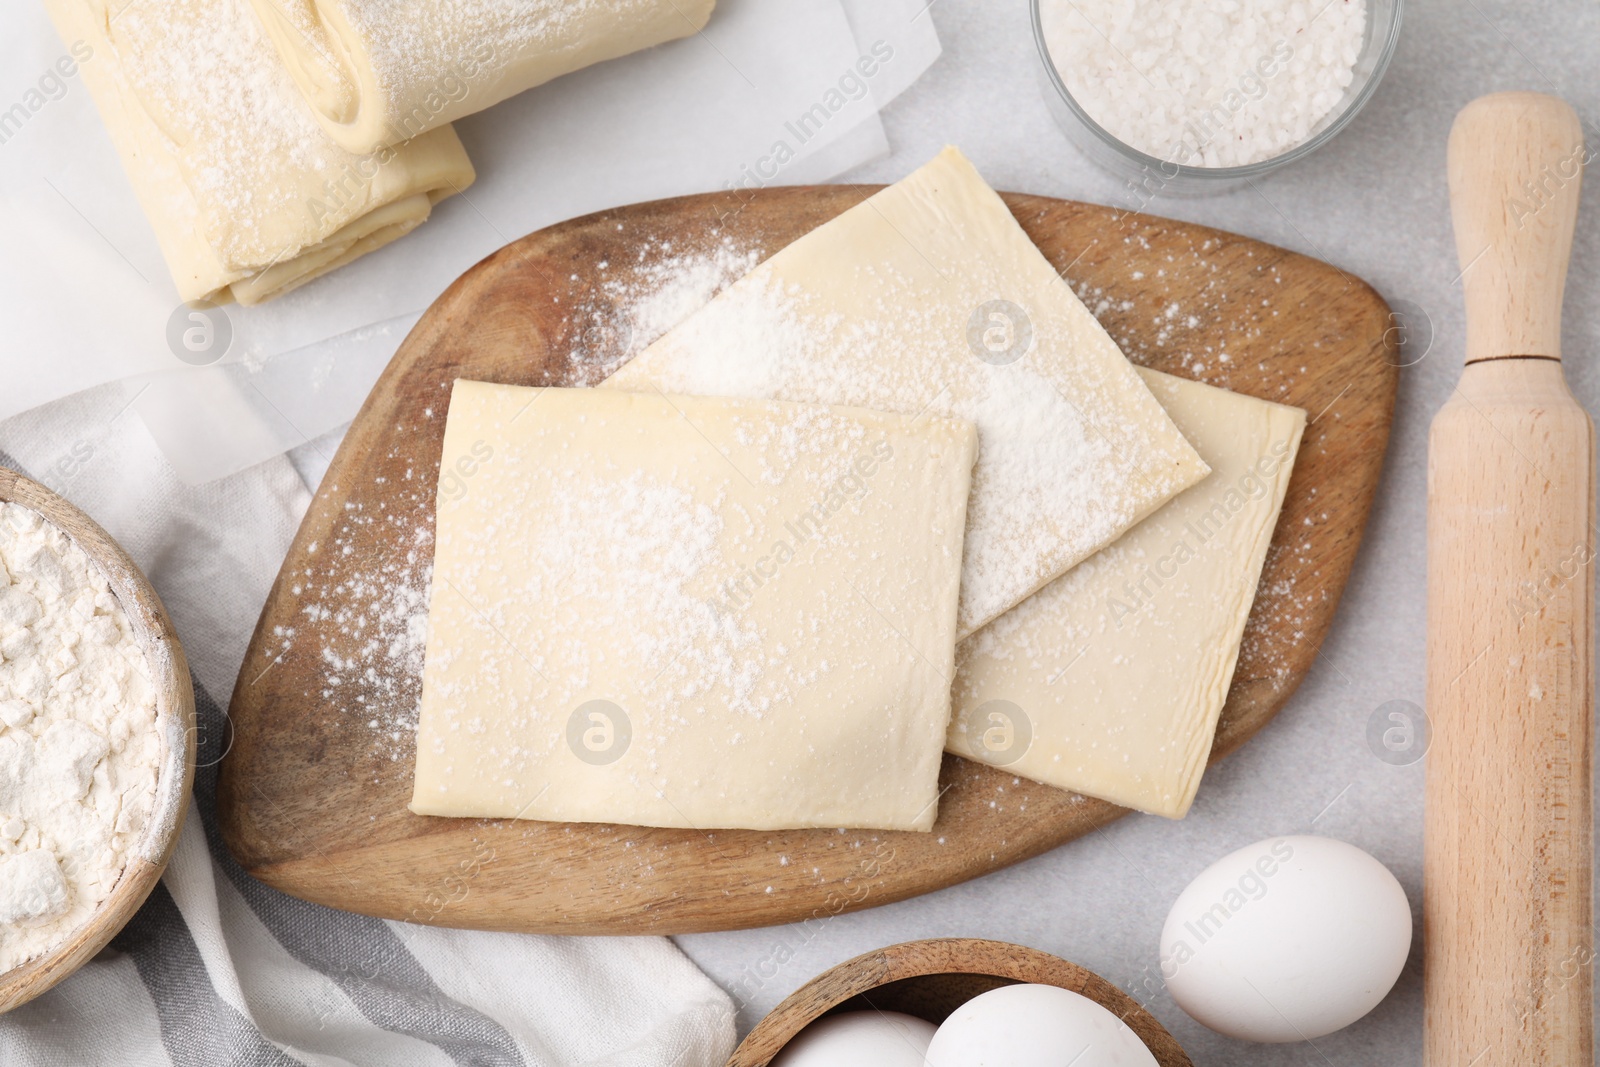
left=1041, top=0, right=1368, bottom=167
left=0, top=503, right=160, bottom=973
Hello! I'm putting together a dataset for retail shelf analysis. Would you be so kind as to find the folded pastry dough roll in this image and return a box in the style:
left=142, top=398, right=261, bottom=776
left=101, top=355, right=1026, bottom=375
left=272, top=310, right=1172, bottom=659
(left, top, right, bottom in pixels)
left=45, top=0, right=476, bottom=305
left=248, top=0, right=717, bottom=154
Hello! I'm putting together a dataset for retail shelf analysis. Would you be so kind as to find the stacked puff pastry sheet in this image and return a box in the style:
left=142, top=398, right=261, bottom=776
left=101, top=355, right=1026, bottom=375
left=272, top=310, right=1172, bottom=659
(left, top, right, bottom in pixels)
left=249, top=0, right=718, bottom=153
left=48, top=0, right=715, bottom=304
left=47, top=0, right=476, bottom=305
left=949, top=370, right=1305, bottom=818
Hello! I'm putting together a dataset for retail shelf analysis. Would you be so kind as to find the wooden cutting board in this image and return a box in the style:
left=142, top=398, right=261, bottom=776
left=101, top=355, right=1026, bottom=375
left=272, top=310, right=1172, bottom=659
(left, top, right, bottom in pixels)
left=218, top=186, right=1398, bottom=934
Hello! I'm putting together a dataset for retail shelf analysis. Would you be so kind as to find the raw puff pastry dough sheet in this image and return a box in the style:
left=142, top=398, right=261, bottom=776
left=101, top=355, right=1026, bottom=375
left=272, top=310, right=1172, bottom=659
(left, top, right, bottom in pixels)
left=603, top=147, right=1209, bottom=638
left=950, top=370, right=1305, bottom=817
left=411, top=382, right=977, bottom=832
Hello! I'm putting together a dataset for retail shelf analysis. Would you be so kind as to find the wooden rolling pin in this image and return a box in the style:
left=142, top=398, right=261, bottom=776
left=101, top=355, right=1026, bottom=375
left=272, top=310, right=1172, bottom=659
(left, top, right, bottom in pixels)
left=1426, top=92, right=1592, bottom=1065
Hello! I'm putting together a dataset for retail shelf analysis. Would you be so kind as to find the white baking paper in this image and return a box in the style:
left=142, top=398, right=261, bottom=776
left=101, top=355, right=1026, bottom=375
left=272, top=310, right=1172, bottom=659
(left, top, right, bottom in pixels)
left=1, top=0, right=941, bottom=483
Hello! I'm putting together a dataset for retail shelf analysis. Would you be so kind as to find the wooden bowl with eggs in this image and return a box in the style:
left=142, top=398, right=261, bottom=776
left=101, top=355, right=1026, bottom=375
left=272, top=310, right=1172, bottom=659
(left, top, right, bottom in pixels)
left=0, top=468, right=196, bottom=1013
left=728, top=938, right=1191, bottom=1065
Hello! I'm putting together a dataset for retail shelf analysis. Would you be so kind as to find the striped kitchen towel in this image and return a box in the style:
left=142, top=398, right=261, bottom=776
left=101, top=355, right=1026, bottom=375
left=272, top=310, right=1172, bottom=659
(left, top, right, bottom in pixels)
left=0, top=382, right=736, bottom=1066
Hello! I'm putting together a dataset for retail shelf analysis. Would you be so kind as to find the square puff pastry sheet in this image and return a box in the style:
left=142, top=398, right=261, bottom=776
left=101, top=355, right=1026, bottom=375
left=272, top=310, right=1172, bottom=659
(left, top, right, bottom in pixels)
left=45, top=0, right=475, bottom=305
left=411, top=382, right=977, bottom=832
left=603, top=146, right=1209, bottom=638
left=950, top=369, right=1305, bottom=818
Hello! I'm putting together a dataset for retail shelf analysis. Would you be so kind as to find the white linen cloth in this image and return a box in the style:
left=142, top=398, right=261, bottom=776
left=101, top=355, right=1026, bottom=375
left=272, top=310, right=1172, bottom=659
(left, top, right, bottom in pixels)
left=0, top=383, right=737, bottom=1065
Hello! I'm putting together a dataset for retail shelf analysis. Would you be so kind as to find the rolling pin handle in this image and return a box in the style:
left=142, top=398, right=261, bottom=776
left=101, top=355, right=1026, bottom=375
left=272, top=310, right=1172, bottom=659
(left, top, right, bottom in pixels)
left=1447, top=92, right=1585, bottom=364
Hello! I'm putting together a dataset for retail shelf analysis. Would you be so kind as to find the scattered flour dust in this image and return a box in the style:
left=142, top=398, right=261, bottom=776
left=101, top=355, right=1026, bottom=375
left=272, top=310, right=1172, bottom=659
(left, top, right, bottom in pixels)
left=0, top=503, right=160, bottom=973
left=273, top=0, right=704, bottom=141
left=108, top=0, right=394, bottom=267
left=1060, top=230, right=1316, bottom=707
left=565, top=234, right=763, bottom=384
left=608, top=264, right=1184, bottom=633
left=277, top=236, right=761, bottom=761
left=423, top=398, right=895, bottom=755
left=271, top=494, right=436, bottom=765
left=427, top=464, right=768, bottom=727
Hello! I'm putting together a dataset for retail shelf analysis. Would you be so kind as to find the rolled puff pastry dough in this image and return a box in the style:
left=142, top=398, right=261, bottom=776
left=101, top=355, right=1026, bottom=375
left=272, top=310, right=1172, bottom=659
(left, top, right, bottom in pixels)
left=949, top=370, right=1305, bottom=818
left=603, top=147, right=1208, bottom=638
left=45, top=0, right=475, bottom=305
left=250, top=0, right=718, bottom=153
left=411, top=382, right=977, bottom=832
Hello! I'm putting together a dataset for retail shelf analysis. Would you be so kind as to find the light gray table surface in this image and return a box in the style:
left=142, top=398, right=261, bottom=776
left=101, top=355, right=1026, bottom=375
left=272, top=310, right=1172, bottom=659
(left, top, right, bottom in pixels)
left=667, top=0, right=1600, bottom=1061
left=260, top=0, right=1598, bottom=1058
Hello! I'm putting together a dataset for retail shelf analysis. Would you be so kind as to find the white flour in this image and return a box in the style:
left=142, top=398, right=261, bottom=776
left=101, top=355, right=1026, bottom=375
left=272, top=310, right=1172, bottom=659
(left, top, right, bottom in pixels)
left=565, top=236, right=763, bottom=385
left=0, top=503, right=159, bottom=972
left=103, top=0, right=436, bottom=269
left=605, top=258, right=1201, bottom=635
left=1041, top=0, right=1368, bottom=168
left=274, top=238, right=762, bottom=762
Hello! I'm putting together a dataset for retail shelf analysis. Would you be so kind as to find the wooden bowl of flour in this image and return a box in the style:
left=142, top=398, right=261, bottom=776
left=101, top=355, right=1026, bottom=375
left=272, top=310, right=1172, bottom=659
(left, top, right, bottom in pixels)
left=728, top=938, right=1192, bottom=1065
left=0, top=468, right=195, bottom=1014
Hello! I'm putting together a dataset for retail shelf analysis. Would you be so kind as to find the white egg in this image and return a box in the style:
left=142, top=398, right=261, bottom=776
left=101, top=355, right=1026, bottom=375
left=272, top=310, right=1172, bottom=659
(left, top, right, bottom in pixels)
left=771, top=1010, right=936, bottom=1066
left=1159, top=834, right=1412, bottom=1042
left=925, top=984, right=1159, bottom=1066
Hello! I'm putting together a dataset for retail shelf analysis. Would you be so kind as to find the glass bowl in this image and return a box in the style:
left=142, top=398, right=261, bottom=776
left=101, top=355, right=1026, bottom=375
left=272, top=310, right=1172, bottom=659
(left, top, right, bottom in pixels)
left=1032, top=0, right=1403, bottom=196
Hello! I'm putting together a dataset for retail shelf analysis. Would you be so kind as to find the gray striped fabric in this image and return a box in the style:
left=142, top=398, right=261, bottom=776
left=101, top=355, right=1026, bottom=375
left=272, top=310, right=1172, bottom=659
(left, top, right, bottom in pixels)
left=115, top=881, right=305, bottom=1067
left=0, top=384, right=736, bottom=1066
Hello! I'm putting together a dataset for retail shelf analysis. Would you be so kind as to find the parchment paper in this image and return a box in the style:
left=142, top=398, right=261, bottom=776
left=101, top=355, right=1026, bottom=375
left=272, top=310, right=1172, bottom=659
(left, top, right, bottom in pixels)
left=1, top=0, right=941, bottom=482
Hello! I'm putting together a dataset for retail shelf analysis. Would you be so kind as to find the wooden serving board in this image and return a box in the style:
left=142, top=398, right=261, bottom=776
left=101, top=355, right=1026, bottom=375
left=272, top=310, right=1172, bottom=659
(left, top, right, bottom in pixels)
left=219, top=186, right=1397, bottom=934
